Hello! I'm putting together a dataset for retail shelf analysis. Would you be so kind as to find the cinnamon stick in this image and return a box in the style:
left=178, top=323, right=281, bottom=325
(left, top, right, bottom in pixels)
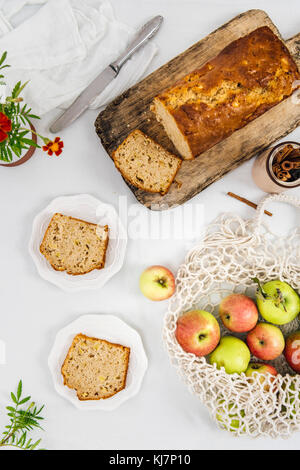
left=227, top=192, right=273, bottom=217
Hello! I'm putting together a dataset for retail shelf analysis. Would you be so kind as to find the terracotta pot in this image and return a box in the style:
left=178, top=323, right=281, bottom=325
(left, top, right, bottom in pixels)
left=0, top=123, right=37, bottom=167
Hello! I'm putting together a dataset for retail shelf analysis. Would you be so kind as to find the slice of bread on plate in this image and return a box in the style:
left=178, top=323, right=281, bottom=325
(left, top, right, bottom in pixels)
left=40, top=213, right=109, bottom=275
left=61, top=334, right=130, bottom=400
left=112, top=129, right=182, bottom=195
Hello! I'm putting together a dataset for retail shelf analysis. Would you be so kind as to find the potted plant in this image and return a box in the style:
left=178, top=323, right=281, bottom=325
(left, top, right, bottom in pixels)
left=0, top=52, right=63, bottom=167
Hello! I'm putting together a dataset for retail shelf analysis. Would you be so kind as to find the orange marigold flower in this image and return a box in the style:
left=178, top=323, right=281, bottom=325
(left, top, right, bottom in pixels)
left=42, top=137, right=64, bottom=156
left=0, top=112, right=12, bottom=143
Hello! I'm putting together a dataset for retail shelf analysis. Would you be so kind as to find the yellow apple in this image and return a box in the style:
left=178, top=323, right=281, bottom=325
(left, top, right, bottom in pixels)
left=139, top=265, right=175, bottom=301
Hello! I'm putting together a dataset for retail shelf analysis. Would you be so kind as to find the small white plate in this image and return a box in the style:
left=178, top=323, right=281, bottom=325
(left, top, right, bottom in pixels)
left=48, top=314, right=148, bottom=411
left=29, top=194, right=127, bottom=292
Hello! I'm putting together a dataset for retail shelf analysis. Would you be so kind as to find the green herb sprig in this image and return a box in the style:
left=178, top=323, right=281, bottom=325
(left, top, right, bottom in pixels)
left=0, top=380, right=45, bottom=450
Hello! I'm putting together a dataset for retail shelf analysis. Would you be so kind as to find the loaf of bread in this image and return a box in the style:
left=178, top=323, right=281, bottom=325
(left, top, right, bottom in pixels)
left=151, top=27, right=300, bottom=159
left=112, top=129, right=181, bottom=195
left=61, top=334, right=130, bottom=400
left=40, top=213, right=109, bottom=275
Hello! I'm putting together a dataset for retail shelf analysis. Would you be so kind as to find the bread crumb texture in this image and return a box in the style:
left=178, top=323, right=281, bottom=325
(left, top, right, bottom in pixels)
left=40, top=213, right=109, bottom=275
left=61, top=334, right=130, bottom=400
left=152, top=27, right=300, bottom=159
left=112, top=129, right=182, bottom=195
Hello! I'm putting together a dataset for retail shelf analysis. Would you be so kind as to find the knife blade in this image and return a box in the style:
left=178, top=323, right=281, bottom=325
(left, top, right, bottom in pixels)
left=50, top=15, right=163, bottom=133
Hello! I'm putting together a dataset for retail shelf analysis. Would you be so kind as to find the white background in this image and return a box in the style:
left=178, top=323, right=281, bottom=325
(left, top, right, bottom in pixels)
left=0, top=0, right=300, bottom=450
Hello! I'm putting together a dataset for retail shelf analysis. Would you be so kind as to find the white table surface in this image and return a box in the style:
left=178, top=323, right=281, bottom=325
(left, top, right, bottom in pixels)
left=0, top=0, right=300, bottom=450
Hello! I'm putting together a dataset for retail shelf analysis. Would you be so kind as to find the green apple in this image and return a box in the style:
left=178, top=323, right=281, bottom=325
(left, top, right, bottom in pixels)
left=253, top=278, right=300, bottom=325
left=209, top=336, right=250, bottom=374
left=216, top=402, right=246, bottom=432
left=281, top=383, right=299, bottom=418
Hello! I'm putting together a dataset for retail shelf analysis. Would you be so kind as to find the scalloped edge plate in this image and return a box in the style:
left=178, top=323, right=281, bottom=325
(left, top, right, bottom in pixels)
left=48, top=314, right=148, bottom=411
left=28, top=194, right=127, bottom=292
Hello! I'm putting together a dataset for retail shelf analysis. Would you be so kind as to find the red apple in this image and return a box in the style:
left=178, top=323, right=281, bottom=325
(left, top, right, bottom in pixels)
left=219, top=294, right=258, bottom=333
left=175, top=310, right=220, bottom=357
left=245, top=363, right=278, bottom=391
left=139, top=265, right=175, bottom=301
left=246, top=323, right=285, bottom=360
left=284, top=331, right=300, bottom=373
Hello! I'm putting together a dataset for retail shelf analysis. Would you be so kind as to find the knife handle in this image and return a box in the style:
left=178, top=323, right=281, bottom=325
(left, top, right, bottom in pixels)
left=110, top=15, right=163, bottom=74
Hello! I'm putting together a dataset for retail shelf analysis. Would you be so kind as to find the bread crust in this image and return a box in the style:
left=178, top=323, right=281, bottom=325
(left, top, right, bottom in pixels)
left=112, top=129, right=182, bottom=195
left=39, top=213, right=109, bottom=276
left=61, top=333, right=130, bottom=401
left=152, top=27, right=300, bottom=159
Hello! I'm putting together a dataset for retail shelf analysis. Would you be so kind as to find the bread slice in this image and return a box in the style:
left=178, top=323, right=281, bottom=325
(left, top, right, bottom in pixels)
left=112, top=129, right=182, bottom=195
left=61, top=334, right=130, bottom=400
left=40, top=213, right=109, bottom=275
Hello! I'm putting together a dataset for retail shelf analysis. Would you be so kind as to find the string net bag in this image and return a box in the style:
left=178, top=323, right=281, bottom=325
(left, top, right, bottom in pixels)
left=163, top=193, right=300, bottom=438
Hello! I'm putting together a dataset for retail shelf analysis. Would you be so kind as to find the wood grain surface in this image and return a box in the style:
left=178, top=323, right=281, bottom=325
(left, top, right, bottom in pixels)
left=95, top=9, right=300, bottom=210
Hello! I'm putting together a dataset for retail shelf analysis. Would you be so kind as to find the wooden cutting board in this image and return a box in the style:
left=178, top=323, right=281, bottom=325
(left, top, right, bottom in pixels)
left=95, top=9, right=300, bottom=210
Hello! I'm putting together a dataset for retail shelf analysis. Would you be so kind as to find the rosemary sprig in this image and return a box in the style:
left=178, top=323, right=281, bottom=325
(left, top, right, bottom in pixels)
left=0, top=380, right=45, bottom=450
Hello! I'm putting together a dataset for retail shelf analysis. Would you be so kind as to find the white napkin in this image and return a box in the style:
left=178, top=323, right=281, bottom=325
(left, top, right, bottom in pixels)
left=0, top=0, right=157, bottom=115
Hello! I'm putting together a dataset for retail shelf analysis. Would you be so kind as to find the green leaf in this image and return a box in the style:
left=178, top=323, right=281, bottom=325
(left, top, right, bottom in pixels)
left=18, top=131, right=29, bottom=138
left=6, top=146, right=12, bottom=162
left=0, top=147, right=8, bottom=162
left=10, top=392, right=17, bottom=404
left=11, top=81, right=21, bottom=98
left=11, top=80, right=29, bottom=98
left=17, top=80, right=29, bottom=97
left=0, top=51, right=7, bottom=67
left=20, top=138, right=37, bottom=147
left=17, top=380, right=22, bottom=400
left=25, top=438, right=32, bottom=449
left=6, top=406, right=15, bottom=412
left=11, top=145, right=21, bottom=157
left=27, top=114, right=40, bottom=120
left=30, top=439, right=41, bottom=450
left=19, top=396, right=30, bottom=405
left=36, top=405, right=45, bottom=414
left=17, top=432, right=27, bottom=447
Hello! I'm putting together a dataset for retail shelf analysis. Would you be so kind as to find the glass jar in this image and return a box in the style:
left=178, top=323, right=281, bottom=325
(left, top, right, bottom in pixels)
left=252, top=141, right=300, bottom=193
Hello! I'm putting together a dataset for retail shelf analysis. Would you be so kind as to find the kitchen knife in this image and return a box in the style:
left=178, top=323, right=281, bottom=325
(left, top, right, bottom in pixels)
left=50, top=15, right=163, bottom=133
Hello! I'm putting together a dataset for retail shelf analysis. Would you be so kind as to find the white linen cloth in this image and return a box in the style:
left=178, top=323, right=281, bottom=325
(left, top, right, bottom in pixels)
left=0, top=0, right=157, bottom=115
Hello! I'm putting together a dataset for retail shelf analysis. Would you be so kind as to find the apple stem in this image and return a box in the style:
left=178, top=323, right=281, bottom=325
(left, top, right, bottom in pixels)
left=252, top=277, right=267, bottom=298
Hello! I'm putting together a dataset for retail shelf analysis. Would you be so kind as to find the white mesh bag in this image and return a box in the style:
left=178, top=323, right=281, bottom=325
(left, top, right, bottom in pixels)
left=163, top=193, right=300, bottom=438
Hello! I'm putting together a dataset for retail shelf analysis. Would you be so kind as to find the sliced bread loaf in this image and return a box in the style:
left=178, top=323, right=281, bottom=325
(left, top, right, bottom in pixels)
left=151, top=27, right=300, bottom=159
left=112, top=129, right=182, bottom=195
left=61, top=334, right=130, bottom=400
left=40, top=213, right=109, bottom=275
